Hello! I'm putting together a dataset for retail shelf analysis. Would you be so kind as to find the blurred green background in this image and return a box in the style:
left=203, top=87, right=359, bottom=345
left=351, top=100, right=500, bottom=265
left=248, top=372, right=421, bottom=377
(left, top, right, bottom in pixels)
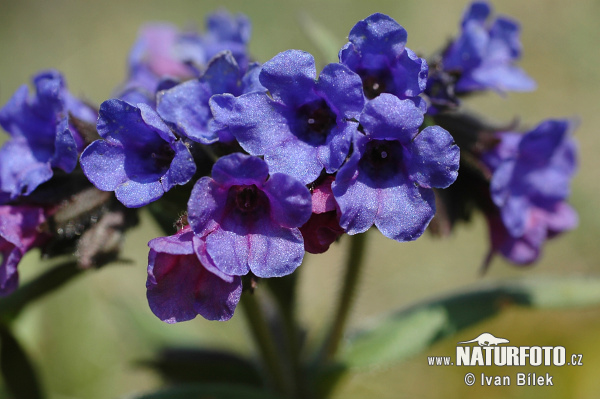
left=1, top=0, right=600, bottom=398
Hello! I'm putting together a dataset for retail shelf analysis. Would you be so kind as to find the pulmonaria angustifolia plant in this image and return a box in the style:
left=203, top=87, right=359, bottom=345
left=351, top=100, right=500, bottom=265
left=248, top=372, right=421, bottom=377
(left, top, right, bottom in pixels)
left=0, top=3, right=580, bottom=399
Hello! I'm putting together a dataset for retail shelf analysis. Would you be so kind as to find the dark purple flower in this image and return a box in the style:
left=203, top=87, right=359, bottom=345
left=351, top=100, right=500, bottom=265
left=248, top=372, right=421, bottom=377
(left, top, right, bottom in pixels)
left=339, top=13, right=428, bottom=108
left=0, top=70, right=96, bottom=202
left=146, top=226, right=242, bottom=323
left=157, top=51, right=264, bottom=144
left=0, top=205, right=49, bottom=296
left=187, top=153, right=312, bottom=278
left=210, top=50, right=365, bottom=184
left=484, top=119, right=577, bottom=239
left=485, top=201, right=577, bottom=265
left=332, top=94, right=460, bottom=241
left=300, top=176, right=344, bottom=254
left=441, top=1, right=535, bottom=93
left=80, top=99, right=196, bottom=208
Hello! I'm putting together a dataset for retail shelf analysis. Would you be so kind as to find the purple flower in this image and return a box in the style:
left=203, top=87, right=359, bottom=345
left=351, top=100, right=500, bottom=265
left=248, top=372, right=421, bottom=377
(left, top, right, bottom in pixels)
left=0, top=70, right=96, bottom=202
left=332, top=94, right=460, bottom=241
left=441, top=1, right=535, bottom=93
left=484, top=119, right=577, bottom=239
left=187, top=153, right=312, bottom=278
left=339, top=13, right=428, bottom=107
left=157, top=51, right=264, bottom=144
left=0, top=205, right=49, bottom=296
left=80, top=99, right=196, bottom=208
left=210, top=50, right=365, bottom=184
left=146, top=226, right=242, bottom=323
left=178, top=10, right=252, bottom=74
left=486, top=202, right=577, bottom=265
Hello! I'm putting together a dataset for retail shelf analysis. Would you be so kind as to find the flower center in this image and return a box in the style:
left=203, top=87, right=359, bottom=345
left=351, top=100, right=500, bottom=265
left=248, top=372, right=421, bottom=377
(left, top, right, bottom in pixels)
left=359, top=69, right=394, bottom=100
left=295, top=99, right=337, bottom=145
left=359, top=140, right=403, bottom=182
left=234, top=185, right=260, bottom=213
left=151, top=143, right=176, bottom=172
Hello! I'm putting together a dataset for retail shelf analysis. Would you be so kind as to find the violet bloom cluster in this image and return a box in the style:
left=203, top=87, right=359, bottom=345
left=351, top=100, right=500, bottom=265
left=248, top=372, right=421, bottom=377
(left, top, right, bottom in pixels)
left=482, top=120, right=577, bottom=264
left=0, top=5, right=578, bottom=321
left=442, top=1, right=536, bottom=93
left=135, top=10, right=460, bottom=322
left=425, top=1, right=535, bottom=111
left=117, top=10, right=251, bottom=107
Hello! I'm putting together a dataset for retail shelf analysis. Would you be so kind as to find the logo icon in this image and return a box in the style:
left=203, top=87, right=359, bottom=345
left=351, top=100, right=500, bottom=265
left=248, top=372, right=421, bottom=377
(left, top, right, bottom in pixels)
left=458, top=332, right=509, bottom=347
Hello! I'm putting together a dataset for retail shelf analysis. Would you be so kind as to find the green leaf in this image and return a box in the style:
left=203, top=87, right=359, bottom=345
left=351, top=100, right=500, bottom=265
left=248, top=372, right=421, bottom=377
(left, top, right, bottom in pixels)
left=132, top=383, right=283, bottom=399
left=342, top=276, right=600, bottom=369
left=0, top=261, right=81, bottom=322
left=0, top=326, right=44, bottom=399
left=139, top=348, right=264, bottom=388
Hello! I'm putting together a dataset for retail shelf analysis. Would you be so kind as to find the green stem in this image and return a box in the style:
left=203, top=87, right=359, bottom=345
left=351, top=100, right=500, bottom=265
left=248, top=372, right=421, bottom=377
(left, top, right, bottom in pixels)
left=240, top=291, right=289, bottom=396
left=266, top=273, right=304, bottom=398
left=321, top=232, right=368, bottom=362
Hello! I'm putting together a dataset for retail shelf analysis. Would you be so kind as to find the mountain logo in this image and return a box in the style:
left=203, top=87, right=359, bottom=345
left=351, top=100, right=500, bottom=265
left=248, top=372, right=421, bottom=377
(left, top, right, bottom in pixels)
left=458, top=333, right=509, bottom=347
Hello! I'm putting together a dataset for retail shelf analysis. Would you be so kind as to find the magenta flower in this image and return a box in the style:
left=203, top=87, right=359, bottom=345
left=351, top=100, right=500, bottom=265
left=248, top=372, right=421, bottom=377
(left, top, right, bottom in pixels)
left=0, top=205, right=49, bottom=295
left=299, top=176, right=344, bottom=254
left=146, top=226, right=242, bottom=323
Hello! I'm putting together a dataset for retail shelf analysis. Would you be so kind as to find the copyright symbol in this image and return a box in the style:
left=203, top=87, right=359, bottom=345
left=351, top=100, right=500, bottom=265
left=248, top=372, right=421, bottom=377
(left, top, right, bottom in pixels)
left=464, top=372, right=476, bottom=386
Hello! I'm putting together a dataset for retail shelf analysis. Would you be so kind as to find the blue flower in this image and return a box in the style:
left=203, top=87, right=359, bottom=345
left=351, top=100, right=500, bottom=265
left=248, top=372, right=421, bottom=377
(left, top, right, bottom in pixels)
left=0, top=70, right=96, bottom=202
left=187, top=153, right=312, bottom=278
left=484, top=119, right=577, bottom=239
left=339, top=13, right=428, bottom=108
left=178, top=9, right=252, bottom=74
left=332, top=94, right=460, bottom=241
left=441, top=1, right=535, bottom=93
left=146, top=226, right=242, bottom=323
left=210, top=50, right=365, bottom=184
left=80, top=99, right=196, bottom=208
left=157, top=51, right=264, bottom=144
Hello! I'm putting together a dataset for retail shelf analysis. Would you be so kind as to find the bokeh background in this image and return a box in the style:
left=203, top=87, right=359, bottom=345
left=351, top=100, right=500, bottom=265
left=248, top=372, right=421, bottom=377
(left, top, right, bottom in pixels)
left=1, top=0, right=599, bottom=398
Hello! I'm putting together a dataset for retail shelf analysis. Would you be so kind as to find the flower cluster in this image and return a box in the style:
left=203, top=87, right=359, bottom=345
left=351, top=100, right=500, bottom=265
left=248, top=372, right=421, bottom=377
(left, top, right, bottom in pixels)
left=0, top=3, right=578, bottom=323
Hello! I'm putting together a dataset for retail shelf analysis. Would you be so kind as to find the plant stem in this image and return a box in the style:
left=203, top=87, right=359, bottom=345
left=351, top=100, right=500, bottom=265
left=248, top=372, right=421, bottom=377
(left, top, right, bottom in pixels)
left=320, top=232, right=368, bottom=362
left=240, top=291, right=289, bottom=396
left=266, top=272, right=304, bottom=398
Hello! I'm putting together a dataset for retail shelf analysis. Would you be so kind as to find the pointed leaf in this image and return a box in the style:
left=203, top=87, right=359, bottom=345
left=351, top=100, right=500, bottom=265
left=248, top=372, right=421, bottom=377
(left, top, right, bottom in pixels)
left=342, top=276, right=600, bottom=369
